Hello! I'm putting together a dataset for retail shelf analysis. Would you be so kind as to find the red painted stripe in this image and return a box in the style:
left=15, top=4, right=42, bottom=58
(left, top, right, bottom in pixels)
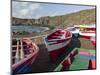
left=47, top=30, right=71, bottom=40
left=79, top=51, right=95, bottom=55
left=48, top=38, right=71, bottom=45
left=49, top=46, right=66, bottom=62
left=91, top=41, right=96, bottom=46
left=88, top=59, right=96, bottom=69
left=91, top=60, right=96, bottom=69
left=66, top=31, right=71, bottom=37
left=80, top=35, right=90, bottom=39
left=61, top=58, right=71, bottom=70
left=79, top=27, right=95, bottom=30
left=47, top=30, right=64, bottom=39
left=69, top=53, right=74, bottom=59
left=79, top=51, right=90, bottom=55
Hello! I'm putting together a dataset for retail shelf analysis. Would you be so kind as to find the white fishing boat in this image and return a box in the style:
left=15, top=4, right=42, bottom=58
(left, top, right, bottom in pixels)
left=74, top=24, right=96, bottom=40
left=44, top=29, right=72, bottom=62
left=78, top=25, right=96, bottom=46
left=79, top=31, right=95, bottom=39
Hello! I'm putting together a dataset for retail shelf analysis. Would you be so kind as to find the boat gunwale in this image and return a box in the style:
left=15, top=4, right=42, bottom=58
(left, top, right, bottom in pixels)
left=45, top=29, right=72, bottom=41
left=12, top=38, right=39, bottom=70
left=54, top=48, right=96, bottom=71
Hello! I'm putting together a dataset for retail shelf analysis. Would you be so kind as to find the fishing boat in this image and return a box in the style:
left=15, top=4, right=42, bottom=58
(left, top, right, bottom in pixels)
left=74, top=24, right=96, bottom=31
left=54, top=48, right=96, bottom=71
left=65, top=27, right=79, bottom=38
left=76, top=24, right=96, bottom=45
left=79, top=31, right=95, bottom=39
left=74, top=24, right=96, bottom=39
left=44, top=29, right=72, bottom=62
left=12, top=38, right=39, bottom=74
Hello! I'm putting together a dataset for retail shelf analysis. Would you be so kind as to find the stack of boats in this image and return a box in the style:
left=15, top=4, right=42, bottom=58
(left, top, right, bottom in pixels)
left=12, top=38, right=39, bottom=74
left=65, top=24, right=96, bottom=46
left=74, top=24, right=96, bottom=46
left=44, top=24, right=96, bottom=62
left=12, top=24, right=96, bottom=74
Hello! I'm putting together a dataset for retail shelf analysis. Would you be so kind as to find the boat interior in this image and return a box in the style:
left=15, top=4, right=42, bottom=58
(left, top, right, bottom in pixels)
left=12, top=39, right=35, bottom=64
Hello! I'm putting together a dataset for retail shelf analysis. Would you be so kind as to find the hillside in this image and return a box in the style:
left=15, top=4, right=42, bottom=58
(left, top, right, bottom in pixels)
left=12, top=8, right=96, bottom=28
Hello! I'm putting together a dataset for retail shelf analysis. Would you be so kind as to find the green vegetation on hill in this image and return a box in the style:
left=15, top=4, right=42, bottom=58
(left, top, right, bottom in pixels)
left=49, top=9, right=96, bottom=27
left=12, top=8, right=96, bottom=28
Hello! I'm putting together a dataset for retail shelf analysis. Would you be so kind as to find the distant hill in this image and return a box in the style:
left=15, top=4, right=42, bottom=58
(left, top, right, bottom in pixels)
left=12, top=8, right=96, bottom=28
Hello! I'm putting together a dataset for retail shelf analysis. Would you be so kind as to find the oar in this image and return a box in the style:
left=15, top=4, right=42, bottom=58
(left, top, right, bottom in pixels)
left=20, top=39, right=24, bottom=59
left=15, top=39, right=20, bottom=63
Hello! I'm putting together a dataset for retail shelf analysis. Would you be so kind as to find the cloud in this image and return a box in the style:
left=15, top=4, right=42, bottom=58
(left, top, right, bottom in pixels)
left=12, top=1, right=95, bottom=19
left=12, top=1, right=41, bottom=19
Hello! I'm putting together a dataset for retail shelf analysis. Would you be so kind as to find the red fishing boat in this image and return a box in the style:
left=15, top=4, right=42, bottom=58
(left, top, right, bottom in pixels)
left=79, top=31, right=95, bottom=39
left=44, top=29, right=72, bottom=62
left=75, top=24, right=96, bottom=45
left=12, top=38, right=39, bottom=74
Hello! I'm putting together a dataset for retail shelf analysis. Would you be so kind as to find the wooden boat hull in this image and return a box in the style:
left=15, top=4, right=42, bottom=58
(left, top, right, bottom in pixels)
left=44, top=29, right=72, bottom=62
left=12, top=54, right=37, bottom=74
left=54, top=48, right=96, bottom=71
left=12, top=38, right=39, bottom=74
left=79, top=31, right=96, bottom=45
left=79, top=31, right=95, bottom=39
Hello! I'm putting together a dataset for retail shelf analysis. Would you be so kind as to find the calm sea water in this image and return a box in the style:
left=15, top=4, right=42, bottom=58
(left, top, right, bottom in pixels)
left=12, top=25, right=50, bottom=33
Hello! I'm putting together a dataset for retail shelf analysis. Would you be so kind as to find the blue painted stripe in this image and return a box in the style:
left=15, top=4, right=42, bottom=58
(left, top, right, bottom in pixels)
left=13, top=63, right=32, bottom=74
left=79, top=54, right=95, bottom=60
left=45, top=37, right=48, bottom=42
left=72, top=33, right=79, bottom=38
left=17, top=63, right=31, bottom=73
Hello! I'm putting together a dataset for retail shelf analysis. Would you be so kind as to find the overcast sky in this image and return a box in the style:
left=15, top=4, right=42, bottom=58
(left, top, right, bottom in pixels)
left=12, top=1, right=95, bottom=19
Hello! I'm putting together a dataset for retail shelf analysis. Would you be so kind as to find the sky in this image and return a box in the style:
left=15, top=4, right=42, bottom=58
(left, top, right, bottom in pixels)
left=12, top=1, right=95, bottom=19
